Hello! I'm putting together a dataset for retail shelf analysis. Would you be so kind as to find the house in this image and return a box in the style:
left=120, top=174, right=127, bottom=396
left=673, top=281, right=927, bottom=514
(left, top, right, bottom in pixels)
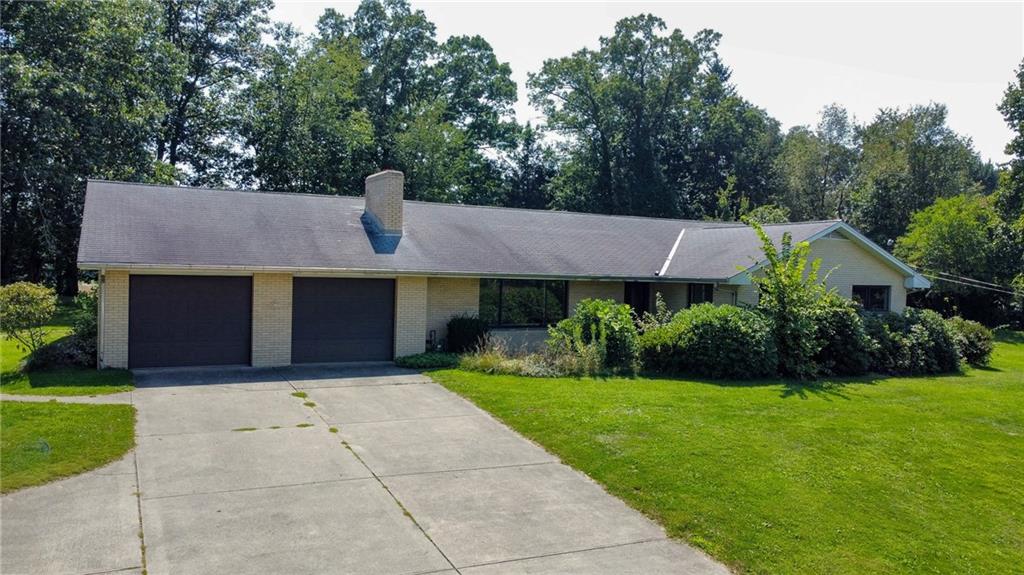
left=77, top=171, right=930, bottom=369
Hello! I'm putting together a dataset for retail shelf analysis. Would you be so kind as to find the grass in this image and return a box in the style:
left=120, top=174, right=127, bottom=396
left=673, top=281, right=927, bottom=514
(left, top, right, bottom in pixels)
left=0, top=401, right=136, bottom=493
left=432, top=332, right=1024, bottom=575
left=291, top=391, right=308, bottom=398
left=1, top=308, right=132, bottom=396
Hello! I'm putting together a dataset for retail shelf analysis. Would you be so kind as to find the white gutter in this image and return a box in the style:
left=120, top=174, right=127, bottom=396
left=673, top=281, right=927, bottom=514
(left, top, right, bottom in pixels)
left=657, top=228, right=686, bottom=277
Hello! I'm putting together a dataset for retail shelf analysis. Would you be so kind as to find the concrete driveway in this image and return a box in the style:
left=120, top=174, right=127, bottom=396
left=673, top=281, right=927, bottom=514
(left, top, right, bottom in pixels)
left=2, top=366, right=727, bottom=575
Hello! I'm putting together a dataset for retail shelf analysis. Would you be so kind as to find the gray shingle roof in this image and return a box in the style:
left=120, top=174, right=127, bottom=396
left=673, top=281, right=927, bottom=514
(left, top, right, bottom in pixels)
left=77, top=180, right=840, bottom=281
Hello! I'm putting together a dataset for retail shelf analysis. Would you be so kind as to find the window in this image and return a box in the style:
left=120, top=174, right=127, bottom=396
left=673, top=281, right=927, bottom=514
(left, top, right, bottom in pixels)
left=852, top=285, right=890, bottom=312
left=688, top=283, right=714, bottom=307
left=479, top=279, right=568, bottom=327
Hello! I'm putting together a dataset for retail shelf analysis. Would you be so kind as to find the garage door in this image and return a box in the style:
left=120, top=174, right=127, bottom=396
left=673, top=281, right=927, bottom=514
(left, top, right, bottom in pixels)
left=291, top=278, right=395, bottom=363
left=129, top=275, right=252, bottom=368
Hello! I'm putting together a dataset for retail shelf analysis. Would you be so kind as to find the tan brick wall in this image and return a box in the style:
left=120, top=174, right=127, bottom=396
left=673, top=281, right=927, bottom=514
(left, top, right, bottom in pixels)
left=364, top=170, right=404, bottom=233
left=568, top=280, right=624, bottom=311
left=395, top=276, right=427, bottom=357
left=426, top=277, right=479, bottom=346
left=251, top=273, right=292, bottom=367
left=99, top=269, right=129, bottom=369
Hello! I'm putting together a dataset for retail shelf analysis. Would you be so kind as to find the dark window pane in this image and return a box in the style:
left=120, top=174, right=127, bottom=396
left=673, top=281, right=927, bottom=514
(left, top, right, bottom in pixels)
left=689, top=283, right=714, bottom=306
left=853, top=285, right=889, bottom=312
left=479, top=279, right=500, bottom=325
left=544, top=281, right=568, bottom=324
left=501, top=280, right=545, bottom=325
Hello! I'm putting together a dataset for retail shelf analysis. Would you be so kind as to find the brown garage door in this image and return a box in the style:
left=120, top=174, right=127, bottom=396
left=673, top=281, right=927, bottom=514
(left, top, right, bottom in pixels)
left=291, top=278, right=395, bottom=363
left=129, top=275, right=252, bottom=368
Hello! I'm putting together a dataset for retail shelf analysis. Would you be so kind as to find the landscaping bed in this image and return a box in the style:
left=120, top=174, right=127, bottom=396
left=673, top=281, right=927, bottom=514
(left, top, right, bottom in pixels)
left=431, top=332, right=1024, bottom=574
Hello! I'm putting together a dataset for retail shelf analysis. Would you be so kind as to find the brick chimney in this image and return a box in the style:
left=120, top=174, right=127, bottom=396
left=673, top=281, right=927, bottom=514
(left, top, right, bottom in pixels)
left=364, top=170, right=404, bottom=235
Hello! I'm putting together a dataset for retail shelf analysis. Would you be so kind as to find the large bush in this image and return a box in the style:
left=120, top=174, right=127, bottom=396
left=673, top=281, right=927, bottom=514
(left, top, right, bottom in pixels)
left=640, top=304, right=777, bottom=379
left=746, top=220, right=828, bottom=379
left=863, top=309, right=960, bottom=375
left=811, top=294, right=875, bottom=376
left=548, top=298, right=639, bottom=371
left=446, top=314, right=489, bottom=352
left=0, top=282, right=57, bottom=354
left=945, top=316, right=994, bottom=367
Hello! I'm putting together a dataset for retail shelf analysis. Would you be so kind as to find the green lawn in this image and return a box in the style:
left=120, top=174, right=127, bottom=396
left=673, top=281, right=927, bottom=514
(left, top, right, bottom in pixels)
left=1, top=309, right=132, bottom=396
left=432, top=332, right=1024, bottom=575
left=0, top=401, right=136, bottom=493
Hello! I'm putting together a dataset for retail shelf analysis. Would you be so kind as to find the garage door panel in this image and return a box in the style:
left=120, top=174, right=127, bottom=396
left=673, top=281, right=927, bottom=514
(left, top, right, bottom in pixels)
left=129, top=276, right=252, bottom=368
left=292, top=278, right=395, bottom=363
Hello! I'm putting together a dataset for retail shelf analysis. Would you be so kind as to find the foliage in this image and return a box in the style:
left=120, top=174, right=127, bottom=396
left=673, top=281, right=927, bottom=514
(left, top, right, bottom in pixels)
left=746, top=220, right=828, bottom=378
left=774, top=104, right=857, bottom=220
left=639, top=303, right=777, bottom=379
left=852, top=104, right=994, bottom=249
left=0, top=282, right=57, bottom=355
left=811, top=293, right=875, bottom=376
left=445, top=313, right=490, bottom=353
left=71, top=289, right=99, bottom=342
left=548, top=298, right=639, bottom=371
left=394, top=352, right=460, bottom=369
left=1, top=402, right=136, bottom=493
left=743, top=203, right=790, bottom=224
left=636, top=291, right=674, bottom=334
left=945, top=317, right=994, bottom=367
left=459, top=340, right=568, bottom=378
left=528, top=15, right=783, bottom=219
left=863, top=309, right=960, bottom=375
left=433, top=333, right=1024, bottom=575
left=1, top=0, right=175, bottom=295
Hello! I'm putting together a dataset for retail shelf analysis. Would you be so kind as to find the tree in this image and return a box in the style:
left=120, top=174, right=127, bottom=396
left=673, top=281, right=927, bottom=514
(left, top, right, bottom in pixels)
left=852, top=104, right=992, bottom=248
left=0, top=282, right=57, bottom=355
left=505, top=124, right=556, bottom=209
left=529, top=16, right=783, bottom=219
left=155, top=0, right=271, bottom=185
left=996, top=60, right=1024, bottom=313
left=240, top=25, right=375, bottom=194
left=775, top=104, right=857, bottom=220
left=1, top=0, right=173, bottom=295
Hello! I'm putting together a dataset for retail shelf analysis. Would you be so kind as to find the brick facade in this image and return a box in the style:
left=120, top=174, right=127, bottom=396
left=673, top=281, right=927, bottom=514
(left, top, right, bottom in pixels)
left=98, top=269, right=129, bottom=369
left=394, top=276, right=428, bottom=357
left=426, top=277, right=479, bottom=348
left=251, top=273, right=293, bottom=367
left=567, top=280, right=624, bottom=310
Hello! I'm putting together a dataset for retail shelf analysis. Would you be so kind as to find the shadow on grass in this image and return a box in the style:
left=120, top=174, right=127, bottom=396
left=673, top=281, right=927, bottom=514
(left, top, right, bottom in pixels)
left=995, top=329, right=1024, bottom=345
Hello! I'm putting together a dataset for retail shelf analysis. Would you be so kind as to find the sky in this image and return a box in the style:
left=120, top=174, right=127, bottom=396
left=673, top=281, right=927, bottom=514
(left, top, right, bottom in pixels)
left=270, top=1, right=1024, bottom=163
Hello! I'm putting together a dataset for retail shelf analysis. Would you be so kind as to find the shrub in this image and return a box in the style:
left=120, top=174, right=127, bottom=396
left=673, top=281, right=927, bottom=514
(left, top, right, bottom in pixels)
left=639, top=304, right=777, bottom=379
left=945, top=316, right=994, bottom=367
left=863, top=309, right=960, bottom=375
left=459, top=340, right=563, bottom=377
left=394, top=352, right=460, bottom=369
left=745, top=220, right=829, bottom=379
left=446, top=314, right=489, bottom=353
left=0, top=282, right=57, bottom=355
left=636, top=292, right=673, bottom=334
left=72, top=289, right=98, bottom=341
left=811, top=294, right=875, bottom=376
left=25, top=336, right=95, bottom=370
left=548, top=299, right=639, bottom=371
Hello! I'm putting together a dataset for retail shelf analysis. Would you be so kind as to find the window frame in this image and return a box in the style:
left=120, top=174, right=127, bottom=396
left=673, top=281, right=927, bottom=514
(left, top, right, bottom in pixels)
left=852, top=285, right=891, bottom=312
left=688, top=283, right=715, bottom=307
left=479, top=279, right=569, bottom=328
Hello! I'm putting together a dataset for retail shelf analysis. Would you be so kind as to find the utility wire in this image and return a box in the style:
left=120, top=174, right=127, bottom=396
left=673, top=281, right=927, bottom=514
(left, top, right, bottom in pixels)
left=931, top=271, right=1011, bottom=290
left=925, top=272, right=1019, bottom=294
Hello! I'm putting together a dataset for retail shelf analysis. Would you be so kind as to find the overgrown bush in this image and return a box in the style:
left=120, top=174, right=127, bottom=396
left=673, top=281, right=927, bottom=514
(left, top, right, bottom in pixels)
left=548, top=298, right=639, bottom=371
left=745, top=220, right=828, bottom=379
left=0, top=282, right=57, bottom=354
left=459, top=340, right=564, bottom=377
left=639, top=304, right=777, bottom=379
left=394, top=352, right=460, bottom=369
left=945, top=316, right=994, bottom=367
left=636, top=292, right=673, bottom=334
left=446, top=314, right=489, bottom=353
left=811, top=294, right=875, bottom=376
left=25, top=336, right=95, bottom=370
left=863, top=309, right=960, bottom=375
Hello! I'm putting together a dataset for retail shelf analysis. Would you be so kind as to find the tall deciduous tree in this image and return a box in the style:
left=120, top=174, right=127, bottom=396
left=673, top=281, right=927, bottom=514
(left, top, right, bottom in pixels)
left=155, top=0, right=271, bottom=185
left=776, top=104, right=858, bottom=221
left=240, top=25, right=375, bottom=194
left=529, top=16, right=783, bottom=219
left=1, top=0, right=173, bottom=294
left=852, top=104, right=993, bottom=248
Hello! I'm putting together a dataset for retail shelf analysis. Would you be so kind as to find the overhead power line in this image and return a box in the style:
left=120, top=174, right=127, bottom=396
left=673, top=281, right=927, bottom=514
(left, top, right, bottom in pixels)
left=921, top=273, right=1020, bottom=296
